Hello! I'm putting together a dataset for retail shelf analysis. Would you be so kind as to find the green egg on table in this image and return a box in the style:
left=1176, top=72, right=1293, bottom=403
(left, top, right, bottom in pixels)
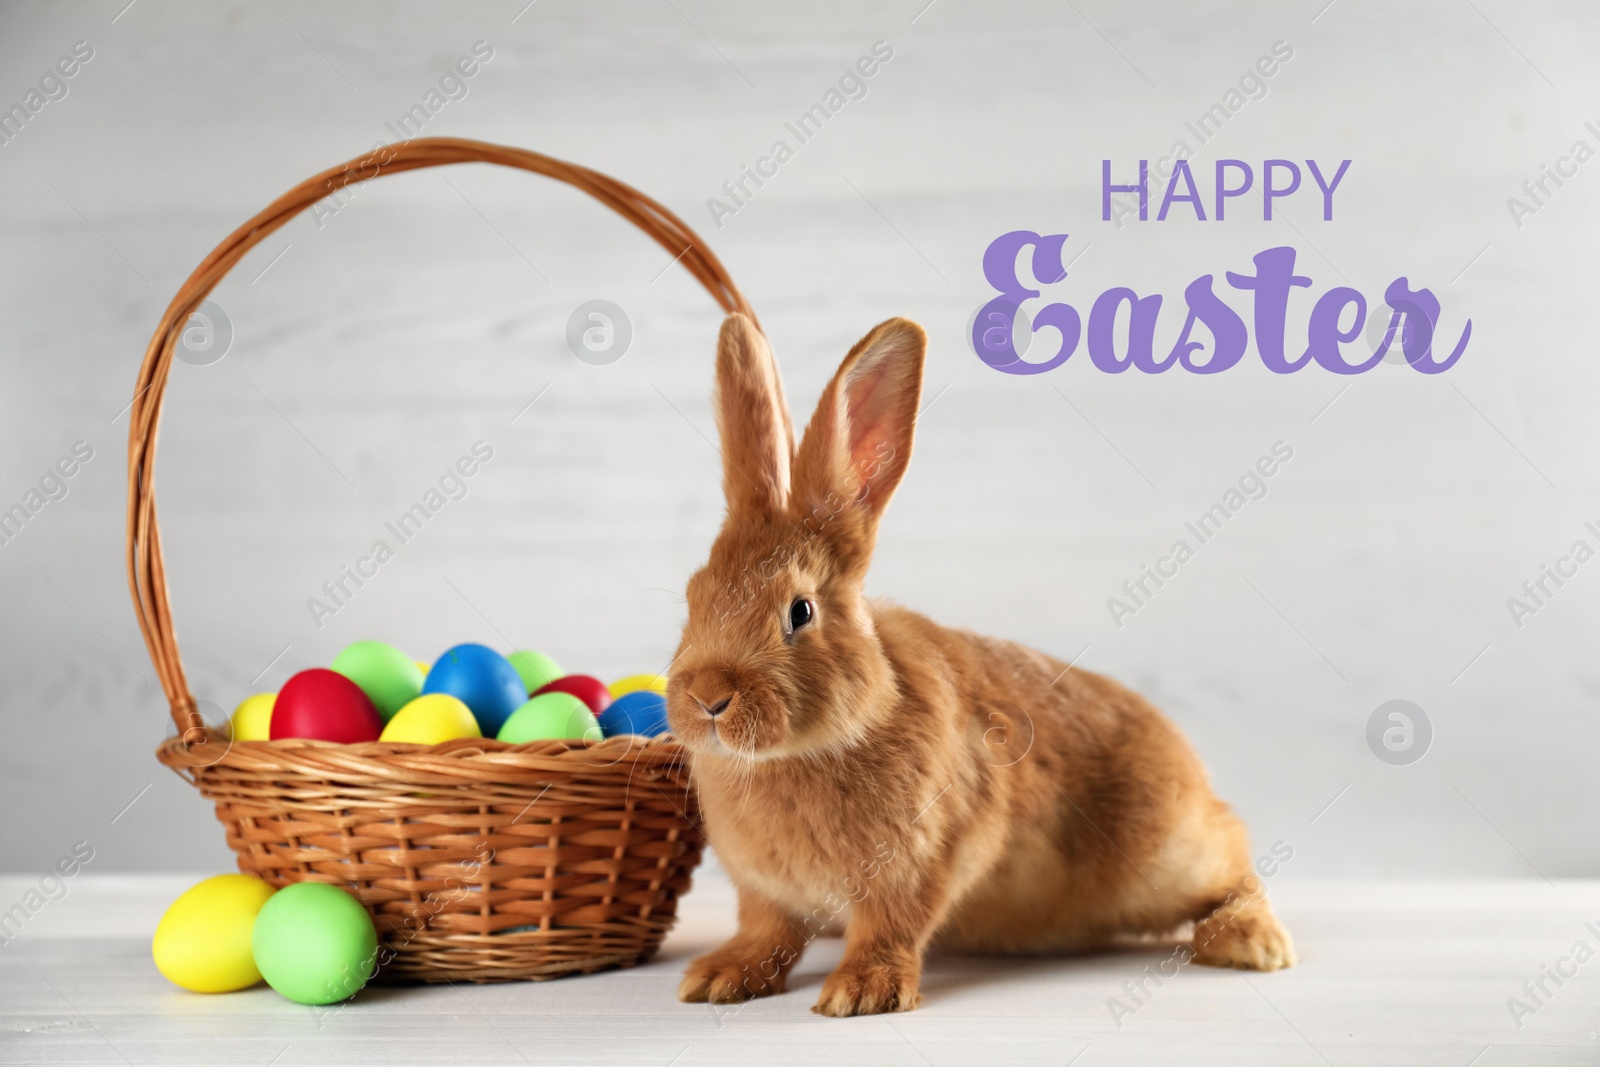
left=379, top=693, right=482, bottom=744
left=152, top=874, right=276, bottom=993
left=496, top=691, right=602, bottom=743
left=251, top=882, right=378, bottom=1005
left=331, top=640, right=424, bottom=722
left=507, top=649, right=563, bottom=694
left=228, top=693, right=275, bottom=741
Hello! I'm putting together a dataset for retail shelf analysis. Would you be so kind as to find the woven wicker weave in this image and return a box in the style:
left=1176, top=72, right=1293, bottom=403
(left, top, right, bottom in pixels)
left=129, top=138, right=750, bottom=983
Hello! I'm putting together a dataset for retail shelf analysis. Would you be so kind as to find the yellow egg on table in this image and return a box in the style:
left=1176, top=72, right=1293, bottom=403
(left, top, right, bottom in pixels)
left=153, top=874, right=276, bottom=993
left=380, top=693, right=482, bottom=744
left=608, top=673, right=668, bottom=699
left=228, top=693, right=275, bottom=741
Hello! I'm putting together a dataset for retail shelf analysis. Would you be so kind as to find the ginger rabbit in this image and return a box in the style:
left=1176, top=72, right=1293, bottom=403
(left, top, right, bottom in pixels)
left=668, top=314, right=1294, bottom=1017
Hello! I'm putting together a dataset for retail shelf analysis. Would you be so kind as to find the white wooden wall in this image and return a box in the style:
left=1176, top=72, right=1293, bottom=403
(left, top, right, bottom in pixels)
left=0, top=0, right=1593, bottom=877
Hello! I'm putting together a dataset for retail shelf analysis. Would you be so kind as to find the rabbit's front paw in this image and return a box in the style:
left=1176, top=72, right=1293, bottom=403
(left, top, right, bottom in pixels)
left=812, top=959, right=922, bottom=1017
left=678, top=947, right=788, bottom=1004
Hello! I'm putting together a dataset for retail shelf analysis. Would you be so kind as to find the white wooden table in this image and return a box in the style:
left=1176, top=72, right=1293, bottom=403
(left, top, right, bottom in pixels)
left=2, top=869, right=1596, bottom=1065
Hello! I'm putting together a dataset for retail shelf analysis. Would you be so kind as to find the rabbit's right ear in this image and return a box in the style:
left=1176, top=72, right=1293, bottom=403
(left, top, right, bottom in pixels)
left=714, top=313, right=793, bottom=517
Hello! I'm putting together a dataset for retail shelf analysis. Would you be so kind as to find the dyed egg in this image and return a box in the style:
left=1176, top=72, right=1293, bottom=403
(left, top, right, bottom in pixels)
left=252, top=882, right=378, bottom=1005
left=228, top=693, right=275, bottom=741
left=269, top=669, right=383, bottom=743
left=532, top=674, right=612, bottom=716
left=414, top=660, right=430, bottom=675
left=598, top=690, right=671, bottom=738
left=507, top=649, right=563, bottom=695
left=422, top=644, right=526, bottom=736
left=152, top=874, right=276, bottom=993
left=331, top=641, right=423, bottom=722
left=609, top=673, right=668, bottom=699
left=497, top=692, right=603, bottom=743
left=379, top=694, right=481, bottom=744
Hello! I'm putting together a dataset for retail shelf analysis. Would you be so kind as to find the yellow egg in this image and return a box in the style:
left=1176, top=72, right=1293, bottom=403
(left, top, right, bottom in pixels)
left=609, top=673, right=668, bottom=699
left=152, top=874, right=276, bottom=993
left=380, top=693, right=482, bottom=744
left=414, top=660, right=430, bottom=675
left=228, top=693, right=275, bottom=741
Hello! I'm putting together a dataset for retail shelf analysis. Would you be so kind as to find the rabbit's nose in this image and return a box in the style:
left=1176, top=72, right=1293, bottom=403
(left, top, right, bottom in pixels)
left=697, top=695, right=731, bottom=718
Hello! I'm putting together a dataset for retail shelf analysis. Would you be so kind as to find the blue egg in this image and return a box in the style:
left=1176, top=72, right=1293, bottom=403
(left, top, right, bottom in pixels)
left=422, top=644, right=526, bottom=735
left=598, top=690, right=670, bottom=738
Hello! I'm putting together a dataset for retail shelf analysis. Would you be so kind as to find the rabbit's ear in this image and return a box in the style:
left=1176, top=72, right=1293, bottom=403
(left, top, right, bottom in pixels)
left=715, top=313, right=793, bottom=517
left=791, top=318, right=925, bottom=550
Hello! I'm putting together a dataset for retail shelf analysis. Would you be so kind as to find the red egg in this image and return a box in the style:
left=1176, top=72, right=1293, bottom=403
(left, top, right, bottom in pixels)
left=532, top=674, right=613, bottom=715
left=269, top=668, right=383, bottom=743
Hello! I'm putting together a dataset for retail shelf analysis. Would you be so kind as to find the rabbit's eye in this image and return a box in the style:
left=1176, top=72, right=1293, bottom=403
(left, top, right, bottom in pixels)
left=787, top=598, right=814, bottom=635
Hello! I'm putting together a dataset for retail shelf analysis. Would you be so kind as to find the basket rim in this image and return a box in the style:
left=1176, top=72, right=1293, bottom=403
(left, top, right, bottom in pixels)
left=156, top=729, right=694, bottom=780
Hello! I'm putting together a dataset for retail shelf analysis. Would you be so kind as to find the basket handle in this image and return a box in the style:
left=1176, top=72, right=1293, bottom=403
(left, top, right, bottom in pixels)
left=128, top=136, right=775, bottom=739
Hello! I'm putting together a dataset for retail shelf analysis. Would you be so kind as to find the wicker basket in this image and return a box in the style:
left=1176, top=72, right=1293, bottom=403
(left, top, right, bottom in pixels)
left=127, top=138, right=751, bottom=983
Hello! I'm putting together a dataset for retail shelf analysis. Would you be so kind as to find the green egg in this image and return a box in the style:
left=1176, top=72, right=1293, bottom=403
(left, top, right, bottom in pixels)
left=507, top=649, right=563, bottom=695
left=497, top=692, right=602, bottom=743
left=331, top=641, right=424, bottom=722
left=251, top=882, right=379, bottom=1005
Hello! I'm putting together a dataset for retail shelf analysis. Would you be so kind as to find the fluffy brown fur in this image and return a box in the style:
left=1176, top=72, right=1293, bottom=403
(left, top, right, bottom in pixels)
left=668, top=314, right=1295, bottom=1017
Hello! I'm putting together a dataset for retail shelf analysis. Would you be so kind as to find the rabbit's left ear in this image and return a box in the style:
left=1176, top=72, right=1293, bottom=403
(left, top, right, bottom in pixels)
left=714, top=313, right=793, bottom=516
left=792, top=318, right=926, bottom=545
